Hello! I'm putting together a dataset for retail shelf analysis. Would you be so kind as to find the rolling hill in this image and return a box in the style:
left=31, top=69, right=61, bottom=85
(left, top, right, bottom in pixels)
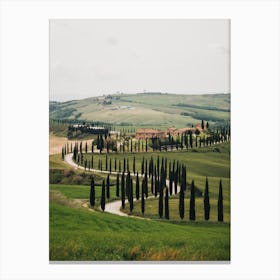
left=50, top=92, right=230, bottom=129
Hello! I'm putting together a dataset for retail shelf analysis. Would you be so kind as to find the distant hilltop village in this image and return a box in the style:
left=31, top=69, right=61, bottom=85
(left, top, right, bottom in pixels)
left=135, top=124, right=205, bottom=140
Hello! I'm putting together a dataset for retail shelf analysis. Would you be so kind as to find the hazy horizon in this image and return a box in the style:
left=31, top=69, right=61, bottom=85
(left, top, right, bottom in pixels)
left=49, top=91, right=230, bottom=103
left=50, top=19, right=230, bottom=102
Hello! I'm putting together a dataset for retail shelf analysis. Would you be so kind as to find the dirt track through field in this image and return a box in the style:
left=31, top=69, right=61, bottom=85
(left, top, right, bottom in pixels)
left=64, top=153, right=180, bottom=218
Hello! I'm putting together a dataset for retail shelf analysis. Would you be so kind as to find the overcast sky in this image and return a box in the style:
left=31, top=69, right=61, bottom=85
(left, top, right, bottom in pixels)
left=50, top=19, right=230, bottom=101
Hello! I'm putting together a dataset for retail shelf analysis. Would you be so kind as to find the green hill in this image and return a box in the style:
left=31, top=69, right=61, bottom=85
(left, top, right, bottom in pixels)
left=50, top=93, right=230, bottom=128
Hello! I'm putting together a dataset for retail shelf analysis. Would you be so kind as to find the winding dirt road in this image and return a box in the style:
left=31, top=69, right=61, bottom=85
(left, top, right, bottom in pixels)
left=64, top=153, right=179, bottom=218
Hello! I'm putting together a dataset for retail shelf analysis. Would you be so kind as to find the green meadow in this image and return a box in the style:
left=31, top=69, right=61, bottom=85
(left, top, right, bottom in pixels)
left=49, top=141, right=230, bottom=261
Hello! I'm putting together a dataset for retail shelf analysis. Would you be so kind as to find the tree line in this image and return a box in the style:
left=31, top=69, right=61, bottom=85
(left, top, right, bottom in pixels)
left=89, top=168, right=224, bottom=222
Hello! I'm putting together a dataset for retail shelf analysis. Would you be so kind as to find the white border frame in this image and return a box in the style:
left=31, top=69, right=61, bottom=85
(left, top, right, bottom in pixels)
left=1, top=1, right=279, bottom=280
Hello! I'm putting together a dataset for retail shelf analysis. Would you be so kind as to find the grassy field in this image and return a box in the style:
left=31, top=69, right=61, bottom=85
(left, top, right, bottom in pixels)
left=50, top=202, right=230, bottom=261
left=49, top=138, right=230, bottom=261
left=50, top=93, right=230, bottom=128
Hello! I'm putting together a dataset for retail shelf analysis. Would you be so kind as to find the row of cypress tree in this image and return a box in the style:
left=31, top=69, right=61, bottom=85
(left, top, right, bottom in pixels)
left=89, top=169, right=224, bottom=222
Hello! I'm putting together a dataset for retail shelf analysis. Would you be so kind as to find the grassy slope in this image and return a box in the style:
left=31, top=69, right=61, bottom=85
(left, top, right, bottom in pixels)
left=50, top=203, right=230, bottom=261
left=50, top=142, right=230, bottom=261
left=50, top=93, right=230, bottom=128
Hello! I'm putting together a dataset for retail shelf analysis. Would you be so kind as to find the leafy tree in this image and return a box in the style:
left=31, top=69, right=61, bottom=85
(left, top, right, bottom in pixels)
left=106, top=174, right=110, bottom=199
left=204, top=177, right=210, bottom=220
left=189, top=180, right=196, bottom=220
left=218, top=180, right=224, bottom=222
left=136, top=172, right=140, bottom=200
left=165, top=187, right=169, bottom=219
left=116, top=173, right=120, bottom=197
left=101, top=180, right=105, bottom=211
left=121, top=172, right=125, bottom=209
left=89, top=177, right=95, bottom=207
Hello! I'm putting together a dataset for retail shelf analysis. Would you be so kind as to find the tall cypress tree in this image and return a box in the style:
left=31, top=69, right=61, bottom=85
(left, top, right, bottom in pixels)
left=136, top=172, right=140, bottom=200
left=141, top=157, right=144, bottom=175
left=126, top=171, right=131, bottom=197
left=121, top=172, right=125, bottom=209
left=204, top=177, right=210, bottom=220
left=62, top=147, right=65, bottom=160
left=129, top=178, right=134, bottom=213
left=144, top=173, right=148, bottom=198
left=189, top=180, right=196, bottom=221
left=89, top=177, right=95, bottom=207
left=141, top=178, right=145, bottom=214
left=106, top=174, right=110, bottom=199
left=91, top=155, right=94, bottom=170
left=116, top=173, right=120, bottom=197
left=109, top=158, right=112, bottom=173
left=179, top=186, right=184, bottom=219
left=218, top=180, right=224, bottom=222
left=101, top=180, right=105, bottom=211
left=165, top=187, right=169, bottom=219
left=133, top=155, right=136, bottom=175
left=85, top=142, right=88, bottom=153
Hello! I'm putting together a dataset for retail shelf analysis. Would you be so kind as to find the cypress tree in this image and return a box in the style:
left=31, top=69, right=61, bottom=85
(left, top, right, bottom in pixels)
left=133, top=155, right=136, bottom=175
left=106, top=174, right=110, bottom=199
left=91, top=140, right=94, bottom=153
left=158, top=168, right=164, bottom=218
left=154, top=167, right=158, bottom=197
left=121, top=172, right=125, bottom=209
left=179, top=186, right=184, bottom=219
left=141, top=157, right=144, bottom=175
left=189, top=180, right=196, bottom=221
left=109, top=158, right=112, bottom=173
left=127, top=158, right=130, bottom=173
left=126, top=171, right=131, bottom=197
left=129, top=178, right=134, bottom=213
left=89, top=177, right=95, bottom=207
left=165, top=187, right=169, bottom=219
left=123, top=158, right=126, bottom=173
left=136, top=172, right=140, bottom=200
left=116, top=173, right=120, bottom=197
left=218, top=180, right=224, bottom=222
left=151, top=172, right=154, bottom=194
left=91, top=155, right=94, bottom=170
left=101, top=180, right=105, bottom=211
left=144, top=173, right=148, bottom=198
left=62, top=147, right=65, bottom=160
left=201, top=119, right=204, bottom=130
left=204, top=177, right=210, bottom=220
left=141, top=178, right=145, bottom=214
left=114, top=158, right=117, bottom=171
left=70, top=143, right=73, bottom=153
left=85, top=142, right=88, bottom=153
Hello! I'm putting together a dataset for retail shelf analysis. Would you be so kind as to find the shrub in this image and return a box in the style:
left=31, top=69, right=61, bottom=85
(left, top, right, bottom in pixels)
left=72, top=175, right=83, bottom=185
left=64, top=169, right=75, bottom=177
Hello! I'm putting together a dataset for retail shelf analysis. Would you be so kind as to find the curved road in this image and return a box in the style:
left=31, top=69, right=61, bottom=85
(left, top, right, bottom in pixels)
left=64, top=153, right=180, bottom=218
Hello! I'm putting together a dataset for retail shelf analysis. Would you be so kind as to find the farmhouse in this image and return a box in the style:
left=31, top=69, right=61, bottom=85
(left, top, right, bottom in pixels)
left=135, top=128, right=165, bottom=139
